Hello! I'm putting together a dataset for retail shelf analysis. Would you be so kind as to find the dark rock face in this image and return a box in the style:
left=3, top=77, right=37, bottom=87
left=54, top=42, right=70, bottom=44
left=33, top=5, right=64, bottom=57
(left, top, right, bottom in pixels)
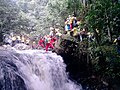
left=57, top=40, right=88, bottom=81
left=57, top=39, right=116, bottom=90
left=57, top=39, right=94, bottom=89
left=59, top=50, right=90, bottom=83
left=0, top=50, right=27, bottom=90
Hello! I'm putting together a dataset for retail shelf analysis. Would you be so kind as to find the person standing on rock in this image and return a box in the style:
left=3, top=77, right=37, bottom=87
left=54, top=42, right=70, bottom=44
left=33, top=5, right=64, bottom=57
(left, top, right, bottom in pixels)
left=49, top=27, right=56, bottom=37
left=38, top=37, right=45, bottom=49
left=45, top=35, right=54, bottom=51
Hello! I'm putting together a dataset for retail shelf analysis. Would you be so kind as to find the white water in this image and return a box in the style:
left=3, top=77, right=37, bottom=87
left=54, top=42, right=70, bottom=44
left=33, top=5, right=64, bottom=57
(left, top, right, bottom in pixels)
left=0, top=46, right=82, bottom=90
left=15, top=50, right=82, bottom=90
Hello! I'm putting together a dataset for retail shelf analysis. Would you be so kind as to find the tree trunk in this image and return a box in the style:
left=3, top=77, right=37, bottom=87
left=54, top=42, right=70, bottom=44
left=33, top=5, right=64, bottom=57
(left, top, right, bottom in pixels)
left=107, top=26, right=112, bottom=42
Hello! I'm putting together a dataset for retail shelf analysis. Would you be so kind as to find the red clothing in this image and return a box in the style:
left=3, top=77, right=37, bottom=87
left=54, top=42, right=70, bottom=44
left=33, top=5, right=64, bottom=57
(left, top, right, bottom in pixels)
left=70, top=23, right=73, bottom=30
left=45, top=43, right=54, bottom=51
left=45, top=37, right=56, bottom=51
left=50, top=37, right=56, bottom=44
left=38, top=39, right=44, bottom=48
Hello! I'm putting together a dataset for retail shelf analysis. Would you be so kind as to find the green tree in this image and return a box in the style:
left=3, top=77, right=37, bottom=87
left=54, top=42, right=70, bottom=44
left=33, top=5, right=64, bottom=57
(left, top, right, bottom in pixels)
left=83, top=0, right=120, bottom=86
left=47, top=0, right=68, bottom=27
left=0, top=0, right=52, bottom=41
left=0, top=0, right=19, bottom=33
left=67, top=0, right=82, bottom=16
left=85, top=0, right=120, bottom=44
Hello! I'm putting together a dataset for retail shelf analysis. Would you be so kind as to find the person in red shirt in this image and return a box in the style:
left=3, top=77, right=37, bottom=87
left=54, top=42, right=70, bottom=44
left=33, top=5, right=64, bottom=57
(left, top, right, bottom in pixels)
left=45, top=35, right=55, bottom=51
left=38, top=37, right=45, bottom=48
left=50, top=36, right=57, bottom=45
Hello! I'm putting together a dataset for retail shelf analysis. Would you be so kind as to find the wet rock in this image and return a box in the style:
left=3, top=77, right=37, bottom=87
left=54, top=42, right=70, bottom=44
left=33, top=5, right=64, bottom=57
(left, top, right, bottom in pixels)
left=0, top=50, right=27, bottom=90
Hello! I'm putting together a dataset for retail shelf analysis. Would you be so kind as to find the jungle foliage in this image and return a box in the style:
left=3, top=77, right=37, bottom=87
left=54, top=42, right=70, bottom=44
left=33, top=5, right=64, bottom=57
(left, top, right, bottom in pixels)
left=56, top=0, right=120, bottom=89
left=0, top=0, right=51, bottom=38
left=0, top=0, right=120, bottom=89
left=84, top=0, right=120, bottom=79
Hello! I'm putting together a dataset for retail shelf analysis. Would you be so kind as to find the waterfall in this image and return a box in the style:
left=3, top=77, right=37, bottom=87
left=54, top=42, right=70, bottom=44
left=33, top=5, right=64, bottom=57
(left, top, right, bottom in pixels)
left=0, top=48, right=82, bottom=90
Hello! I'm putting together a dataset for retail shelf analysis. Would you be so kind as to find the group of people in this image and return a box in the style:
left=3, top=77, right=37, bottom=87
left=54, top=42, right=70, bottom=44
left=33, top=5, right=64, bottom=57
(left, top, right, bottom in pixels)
left=64, top=15, right=78, bottom=32
left=3, top=26, right=62, bottom=51
left=3, top=14, right=95, bottom=51
left=64, top=15, right=94, bottom=42
left=3, top=34, right=30, bottom=47
left=38, top=27, right=62, bottom=51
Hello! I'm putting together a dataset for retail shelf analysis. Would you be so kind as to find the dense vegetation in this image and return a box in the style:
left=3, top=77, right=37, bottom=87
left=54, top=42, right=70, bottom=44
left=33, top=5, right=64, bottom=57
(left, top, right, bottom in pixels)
left=0, top=0, right=120, bottom=89
left=84, top=0, right=120, bottom=89
left=0, top=0, right=52, bottom=36
left=55, top=0, right=120, bottom=89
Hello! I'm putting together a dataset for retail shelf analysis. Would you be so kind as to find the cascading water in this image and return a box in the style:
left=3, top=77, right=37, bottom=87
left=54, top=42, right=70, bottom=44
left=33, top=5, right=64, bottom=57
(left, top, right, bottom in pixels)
left=0, top=47, right=82, bottom=90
